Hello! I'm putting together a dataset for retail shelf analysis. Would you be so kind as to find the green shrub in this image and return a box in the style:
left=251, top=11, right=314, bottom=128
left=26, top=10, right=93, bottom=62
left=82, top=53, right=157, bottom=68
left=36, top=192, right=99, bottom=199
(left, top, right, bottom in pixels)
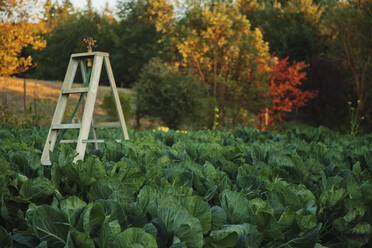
left=135, top=58, right=210, bottom=130
left=101, top=92, right=132, bottom=120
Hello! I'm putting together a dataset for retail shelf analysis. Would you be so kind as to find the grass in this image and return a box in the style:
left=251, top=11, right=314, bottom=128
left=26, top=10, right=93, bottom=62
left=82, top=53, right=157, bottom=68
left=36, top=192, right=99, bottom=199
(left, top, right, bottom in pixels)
left=0, top=76, right=136, bottom=126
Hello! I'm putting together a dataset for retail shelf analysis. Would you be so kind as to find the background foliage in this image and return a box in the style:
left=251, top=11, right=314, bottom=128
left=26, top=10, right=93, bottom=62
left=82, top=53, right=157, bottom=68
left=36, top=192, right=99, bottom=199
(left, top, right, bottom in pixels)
left=101, top=92, right=132, bottom=121
left=1, top=0, right=371, bottom=133
left=135, top=58, right=209, bottom=129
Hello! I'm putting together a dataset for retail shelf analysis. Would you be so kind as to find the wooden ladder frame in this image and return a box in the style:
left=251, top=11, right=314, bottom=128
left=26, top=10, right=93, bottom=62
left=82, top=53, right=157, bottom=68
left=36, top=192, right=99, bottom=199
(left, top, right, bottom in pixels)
left=41, top=52, right=129, bottom=165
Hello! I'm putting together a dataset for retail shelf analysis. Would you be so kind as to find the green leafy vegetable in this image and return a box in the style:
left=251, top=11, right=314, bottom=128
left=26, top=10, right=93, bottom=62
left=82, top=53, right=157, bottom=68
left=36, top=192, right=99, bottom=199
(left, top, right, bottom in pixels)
left=29, top=205, right=69, bottom=247
left=113, top=227, right=158, bottom=248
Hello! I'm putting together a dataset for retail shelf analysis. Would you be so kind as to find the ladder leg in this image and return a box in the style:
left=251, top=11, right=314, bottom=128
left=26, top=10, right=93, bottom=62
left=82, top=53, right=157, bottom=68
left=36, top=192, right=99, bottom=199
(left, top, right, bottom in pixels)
left=74, top=55, right=103, bottom=162
left=41, top=58, right=79, bottom=165
left=79, top=60, right=88, bottom=81
left=91, top=118, right=99, bottom=150
left=80, top=59, right=100, bottom=149
left=104, top=56, right=129, bottom=140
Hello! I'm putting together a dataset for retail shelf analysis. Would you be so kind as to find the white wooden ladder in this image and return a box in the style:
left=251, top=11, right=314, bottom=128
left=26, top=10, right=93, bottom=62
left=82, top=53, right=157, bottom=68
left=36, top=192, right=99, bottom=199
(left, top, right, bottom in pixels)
left=41, top=52, right=129, bottom=165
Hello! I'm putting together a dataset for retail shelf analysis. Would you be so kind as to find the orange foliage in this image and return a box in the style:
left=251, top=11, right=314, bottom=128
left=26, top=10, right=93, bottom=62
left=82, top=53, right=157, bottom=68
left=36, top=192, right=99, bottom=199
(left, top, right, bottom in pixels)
left=259, top=57, right=318, bottom=128
left=0, top=21, right=46, bottom=76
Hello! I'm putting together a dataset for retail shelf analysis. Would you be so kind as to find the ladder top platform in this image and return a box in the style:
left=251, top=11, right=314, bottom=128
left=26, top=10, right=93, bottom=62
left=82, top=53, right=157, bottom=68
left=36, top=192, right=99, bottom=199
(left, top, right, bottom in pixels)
left=71, top=51, right=109, bottom=58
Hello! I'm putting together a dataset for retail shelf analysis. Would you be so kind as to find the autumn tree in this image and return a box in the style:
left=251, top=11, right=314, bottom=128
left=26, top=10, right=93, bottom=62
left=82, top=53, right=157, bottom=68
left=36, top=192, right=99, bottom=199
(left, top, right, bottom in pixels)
left=174, top=3, right=276, bottom=126
left=0, top=0, right=46, bottom=77
left=238, top=0, right=338, bottom=130
left=145, top=0, right=174, bottom=34
left=0, top=0, right=45, bottom=125
left=259, top=57, right=318, bottom=128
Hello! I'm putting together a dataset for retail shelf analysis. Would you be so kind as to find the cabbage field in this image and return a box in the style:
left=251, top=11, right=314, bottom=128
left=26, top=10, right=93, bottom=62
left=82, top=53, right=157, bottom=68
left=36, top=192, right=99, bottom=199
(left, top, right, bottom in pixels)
left=0, top=123, right=371, bottom=248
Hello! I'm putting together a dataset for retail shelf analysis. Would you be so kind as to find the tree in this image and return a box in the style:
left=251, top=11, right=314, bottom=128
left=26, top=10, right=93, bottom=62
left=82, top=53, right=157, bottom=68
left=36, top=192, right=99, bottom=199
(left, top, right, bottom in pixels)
left=238, top=0, right=337, bottom=130
left=239, top=0, right=329, bottom=63
left=1, top=0, right=42, bottom=22
left=174, top=3, right=276, bottom=126
left=135, top=58, right=207, bottom=129
left=43, top=0, right=75, bottom=31
left=102, top=2, right=115, bottom=24
left=259, top=57, right=318, bottom=128
left=0, top=0, right=46, bottom=77
left=86, top=0, right=94, bottom=18
left=113, top=0, right=171, bottom=87
left=145, top=0, right=174, bottom=34
left=327, top=0, right=372, bottom=131
left=0, top=23, right=45, bottom=77
left=27, top=11, right=118, bottom=82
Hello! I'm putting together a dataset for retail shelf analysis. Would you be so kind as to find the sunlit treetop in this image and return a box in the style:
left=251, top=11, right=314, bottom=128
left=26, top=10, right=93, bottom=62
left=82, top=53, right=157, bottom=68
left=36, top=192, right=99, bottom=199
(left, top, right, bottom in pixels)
left=0, top=0, right=46, bottom=76
left=146, top=0, right=175, bottom=33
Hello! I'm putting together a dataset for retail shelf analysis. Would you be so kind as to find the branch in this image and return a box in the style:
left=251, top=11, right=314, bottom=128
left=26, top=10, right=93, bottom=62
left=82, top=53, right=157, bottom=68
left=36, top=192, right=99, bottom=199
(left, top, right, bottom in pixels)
left=342, top=29, right=360, bottom=93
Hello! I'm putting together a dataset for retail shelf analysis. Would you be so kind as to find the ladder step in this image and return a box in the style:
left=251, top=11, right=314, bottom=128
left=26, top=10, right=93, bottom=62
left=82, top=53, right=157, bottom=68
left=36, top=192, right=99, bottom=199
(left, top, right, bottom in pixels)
left=60, top=140, right=78, bottom=143
left=84, top=139, right=105, bottom=143
left=59, top=139, right=102, bottom=143
left=83, top=139, right=122, bottom=143
left=52, top=123, right=81, bottom=129
left=51, top=122, right=119, bottom=130
left=60, top=139, right=122, bottom=143
left=60, top=139, right=102, bottom=143
left=62, top=87, right=89, bottom=94
left=93, top=122, right=121, bottom=128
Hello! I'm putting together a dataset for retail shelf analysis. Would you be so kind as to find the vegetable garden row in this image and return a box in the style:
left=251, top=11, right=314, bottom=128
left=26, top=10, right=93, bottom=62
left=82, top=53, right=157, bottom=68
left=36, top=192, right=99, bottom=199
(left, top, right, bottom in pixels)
left=0, top=123, right=371, bottom=247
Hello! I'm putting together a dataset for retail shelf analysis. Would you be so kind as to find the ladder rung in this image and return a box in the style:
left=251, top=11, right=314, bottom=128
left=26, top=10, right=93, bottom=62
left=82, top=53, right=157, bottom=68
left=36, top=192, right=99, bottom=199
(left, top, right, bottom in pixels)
left=83, top=139, right=104, bottom=143
left=60, top=140, right=77, bottom=143
left=59, top=139, right=100, bottom=143
left=62, top=87, right=89, bottom=94
left=93, top=122, right=121, bottom=128
left=60, top=139, right=122, bottom=144
left=83, top=139, right=122, bottom=143
left=52, top=123, right=81, bottom=129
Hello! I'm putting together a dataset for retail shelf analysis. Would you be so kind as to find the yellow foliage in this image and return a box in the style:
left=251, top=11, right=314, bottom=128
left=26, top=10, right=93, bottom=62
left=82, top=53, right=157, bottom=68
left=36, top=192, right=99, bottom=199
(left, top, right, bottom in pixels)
left=0, top=21, right=46, bottom=76
left=0, top=0, right=46, bottom=77
left=175, top=3, right=275, bottom=87
left=286, top=0, right=324, bottom=26
left=238, top=0, right=265, bottom=13
left=240, top=0, right=324, bottom=27
left=146, top=0, right=174, bottom=33
left=173, top=2, right=277, bottom=124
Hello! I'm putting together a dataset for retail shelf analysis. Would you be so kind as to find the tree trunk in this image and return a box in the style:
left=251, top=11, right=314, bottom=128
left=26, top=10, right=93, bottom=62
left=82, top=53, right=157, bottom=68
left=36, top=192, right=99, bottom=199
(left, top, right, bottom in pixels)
left=217, top=83, right=226, bottom=127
